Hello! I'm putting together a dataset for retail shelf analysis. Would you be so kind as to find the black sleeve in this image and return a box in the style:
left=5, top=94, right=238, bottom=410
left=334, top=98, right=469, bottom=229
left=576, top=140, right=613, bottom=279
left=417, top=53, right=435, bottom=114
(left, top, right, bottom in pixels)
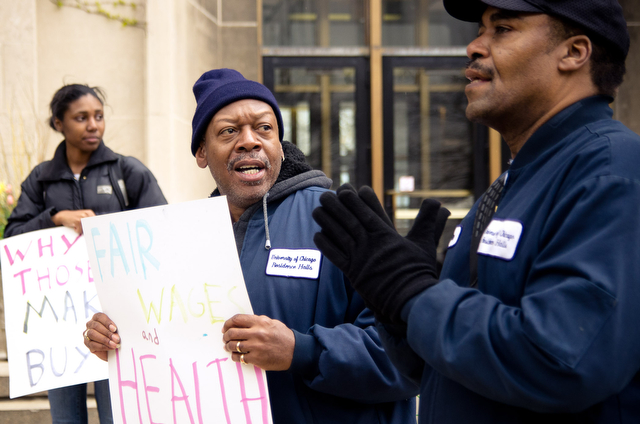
left=4, top=166, right=56, bottom=237
left=119, top=156, right=168, bottom=209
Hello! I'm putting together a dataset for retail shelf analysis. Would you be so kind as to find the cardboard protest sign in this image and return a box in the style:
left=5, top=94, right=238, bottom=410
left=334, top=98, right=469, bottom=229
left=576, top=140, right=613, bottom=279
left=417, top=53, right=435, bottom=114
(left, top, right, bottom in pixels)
left=0, top=227, right=108, bottom=398
left=82, top=197, right=272, bottom=424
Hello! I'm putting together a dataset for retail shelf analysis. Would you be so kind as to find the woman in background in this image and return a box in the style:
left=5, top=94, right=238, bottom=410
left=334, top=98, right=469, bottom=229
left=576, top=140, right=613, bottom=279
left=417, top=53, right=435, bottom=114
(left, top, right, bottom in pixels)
left=5, top=84, right=167, bottom=423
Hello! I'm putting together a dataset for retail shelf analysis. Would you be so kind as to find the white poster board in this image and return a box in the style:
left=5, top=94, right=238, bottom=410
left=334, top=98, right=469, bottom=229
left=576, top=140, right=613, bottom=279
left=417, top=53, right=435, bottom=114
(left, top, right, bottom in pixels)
left=0, top=227, right=108, bottom=398
left=82, top=197, right=272, bottom=424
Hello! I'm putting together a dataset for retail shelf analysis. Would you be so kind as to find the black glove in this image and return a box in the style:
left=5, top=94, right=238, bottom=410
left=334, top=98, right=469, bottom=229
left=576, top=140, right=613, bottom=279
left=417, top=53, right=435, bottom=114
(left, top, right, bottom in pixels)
left=338, top=184, right=394, bottom=228
left=333, top=184, right=397, bottom=322
left=335, top=184, right=450, bottom=324
left=354, top=184, right=450, bottom=258
left=313, top=184, right=450, bottom=324
left=355, top=185, right=450, bottom=326
left=405, top=198, right=451, bottom=269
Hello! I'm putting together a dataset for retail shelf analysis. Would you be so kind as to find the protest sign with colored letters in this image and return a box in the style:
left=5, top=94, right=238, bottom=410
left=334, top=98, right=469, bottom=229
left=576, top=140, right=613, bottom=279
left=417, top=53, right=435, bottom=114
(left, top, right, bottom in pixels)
left=0, top=226, right=108, bottom=398
left=82, top=196, right=272, bottom=424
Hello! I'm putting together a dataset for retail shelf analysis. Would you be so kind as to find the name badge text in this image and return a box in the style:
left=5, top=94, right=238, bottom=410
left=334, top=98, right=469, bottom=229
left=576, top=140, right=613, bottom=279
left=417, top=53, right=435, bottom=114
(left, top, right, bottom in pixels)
left=266, top=249, right=322, bottom=279
left=477, top=219, right=523, bottom=260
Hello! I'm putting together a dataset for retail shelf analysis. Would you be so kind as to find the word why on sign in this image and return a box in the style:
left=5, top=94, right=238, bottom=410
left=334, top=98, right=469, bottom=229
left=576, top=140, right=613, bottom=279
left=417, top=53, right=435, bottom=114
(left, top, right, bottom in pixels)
left=3, top=233, right=82, bottom=266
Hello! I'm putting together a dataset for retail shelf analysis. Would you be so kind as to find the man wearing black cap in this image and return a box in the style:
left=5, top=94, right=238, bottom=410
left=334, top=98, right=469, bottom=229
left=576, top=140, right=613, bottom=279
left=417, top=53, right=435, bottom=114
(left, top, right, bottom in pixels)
left=312, top=1, right=640, bottom=423
left=84, top=68, right=418, bottom=423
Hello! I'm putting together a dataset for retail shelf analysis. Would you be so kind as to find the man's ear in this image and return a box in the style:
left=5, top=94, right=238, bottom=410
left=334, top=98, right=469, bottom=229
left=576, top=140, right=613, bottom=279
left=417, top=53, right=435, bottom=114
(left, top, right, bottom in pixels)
left=558, top=35, right=591, bottom=72
left=195, top=144, right=208, bottom=169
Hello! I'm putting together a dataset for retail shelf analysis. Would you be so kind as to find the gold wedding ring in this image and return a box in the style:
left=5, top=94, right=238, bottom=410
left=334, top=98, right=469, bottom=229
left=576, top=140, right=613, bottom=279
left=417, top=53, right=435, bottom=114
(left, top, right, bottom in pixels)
left=240, top=354, right=248, bottom=365
left=83, top=329, right=91, bottom=342
left=236, top=340, right=242, bottom=353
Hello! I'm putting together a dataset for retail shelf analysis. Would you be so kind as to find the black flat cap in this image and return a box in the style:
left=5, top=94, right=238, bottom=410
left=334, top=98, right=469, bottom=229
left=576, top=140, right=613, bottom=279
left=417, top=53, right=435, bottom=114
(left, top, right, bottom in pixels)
left=443, top=0, right=630, bottom=59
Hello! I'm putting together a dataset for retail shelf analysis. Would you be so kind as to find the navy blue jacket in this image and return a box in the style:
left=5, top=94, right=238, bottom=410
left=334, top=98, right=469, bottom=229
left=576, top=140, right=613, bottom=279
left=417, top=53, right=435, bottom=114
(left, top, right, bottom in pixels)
left=224, top=142, right=418, bottom=423
left=6, top=140, right=167, bottom=237
left=380, top=96, right=640, bottom=423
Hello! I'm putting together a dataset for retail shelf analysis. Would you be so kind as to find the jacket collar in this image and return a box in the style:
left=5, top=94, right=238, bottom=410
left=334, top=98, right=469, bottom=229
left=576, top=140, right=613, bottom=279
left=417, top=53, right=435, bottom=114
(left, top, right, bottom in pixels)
left=38, top=140, right=118, bottom=182
left=510, top=96, right=614, bottom=170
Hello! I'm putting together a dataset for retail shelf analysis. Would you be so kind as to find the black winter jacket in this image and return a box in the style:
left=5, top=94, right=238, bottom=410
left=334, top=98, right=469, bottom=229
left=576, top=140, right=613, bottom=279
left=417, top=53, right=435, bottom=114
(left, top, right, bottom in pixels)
left=5, top=140, right=167, bottom=237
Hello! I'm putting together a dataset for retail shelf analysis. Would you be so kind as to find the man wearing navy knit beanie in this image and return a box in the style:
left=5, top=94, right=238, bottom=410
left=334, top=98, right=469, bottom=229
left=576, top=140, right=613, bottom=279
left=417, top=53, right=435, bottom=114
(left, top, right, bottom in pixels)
left=85, top=68, right=418, bottom=423
left=313, top=1, right=640, bottom=423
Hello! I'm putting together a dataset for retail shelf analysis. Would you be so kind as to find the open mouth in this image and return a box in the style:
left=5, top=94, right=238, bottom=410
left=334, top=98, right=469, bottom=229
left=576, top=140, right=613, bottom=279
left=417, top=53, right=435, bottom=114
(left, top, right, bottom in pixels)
left=465, top=69, right=490, bottom=83
left=464, top=66, right=493, bottom=86
left=231, top=159, right=269, bottom=183
left=236, top=165, right=263, bottom=175
left=468, top=76, right=489, bottom=83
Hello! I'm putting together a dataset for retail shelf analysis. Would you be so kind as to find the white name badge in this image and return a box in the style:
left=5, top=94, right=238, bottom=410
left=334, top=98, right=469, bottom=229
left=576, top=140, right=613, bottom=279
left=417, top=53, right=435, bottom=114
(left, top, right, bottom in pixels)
left=266, top=248, right=322, bottom=279
left=477, top=219, right=523, bottom=260
left=97, top=185, right=113, bottom=194
left=448, top=225, right=462, bottom=248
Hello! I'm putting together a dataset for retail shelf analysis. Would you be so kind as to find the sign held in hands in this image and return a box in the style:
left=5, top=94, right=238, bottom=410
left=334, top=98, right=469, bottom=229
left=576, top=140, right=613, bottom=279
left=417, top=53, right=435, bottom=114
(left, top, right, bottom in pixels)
left=0, top=227, right=108, bottom=398
left=82, top=196, right=272, bottom=424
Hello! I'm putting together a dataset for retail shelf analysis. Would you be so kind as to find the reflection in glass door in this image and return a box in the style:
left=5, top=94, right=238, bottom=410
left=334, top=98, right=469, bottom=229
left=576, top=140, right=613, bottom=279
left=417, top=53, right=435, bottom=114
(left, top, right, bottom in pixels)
left=263, top=57, right=370, bottom=189
left=383, top=56, right=490, bottom=248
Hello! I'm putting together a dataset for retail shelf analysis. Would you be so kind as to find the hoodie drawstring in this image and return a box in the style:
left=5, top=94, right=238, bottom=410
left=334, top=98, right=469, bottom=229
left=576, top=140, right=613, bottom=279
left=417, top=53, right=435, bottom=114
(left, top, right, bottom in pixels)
left=263, top=192, right=271, bottom=250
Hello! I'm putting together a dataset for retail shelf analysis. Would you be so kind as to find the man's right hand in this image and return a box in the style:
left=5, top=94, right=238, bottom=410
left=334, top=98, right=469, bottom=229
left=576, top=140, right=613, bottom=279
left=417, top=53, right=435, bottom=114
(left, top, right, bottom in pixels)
left=84, top=313, right=120, bottom=362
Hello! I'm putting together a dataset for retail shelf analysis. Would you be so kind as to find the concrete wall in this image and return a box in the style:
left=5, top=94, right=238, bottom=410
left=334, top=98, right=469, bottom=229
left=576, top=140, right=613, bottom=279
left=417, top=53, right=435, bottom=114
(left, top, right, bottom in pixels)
left=0, top=0, right=260, bottom=204
left=146, top=0, right=260, bottom=203
left=37, top=0, right=147, bottom=160
left=145, top=0, right=215, bottom=203
left=0, top=0, right=149, bottom=194
left=0, top=1, right=40, bottom=186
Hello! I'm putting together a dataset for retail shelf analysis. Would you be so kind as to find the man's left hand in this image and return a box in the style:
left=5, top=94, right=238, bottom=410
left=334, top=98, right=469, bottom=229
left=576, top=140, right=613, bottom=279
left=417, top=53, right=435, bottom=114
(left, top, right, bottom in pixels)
left=222, top=314, right=295, bottom=371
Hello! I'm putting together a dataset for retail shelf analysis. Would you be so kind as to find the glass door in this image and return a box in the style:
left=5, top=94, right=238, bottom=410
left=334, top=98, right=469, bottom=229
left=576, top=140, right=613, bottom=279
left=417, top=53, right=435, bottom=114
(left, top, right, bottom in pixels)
left=263, top=57, right=370, bottom=188
left=382, top=56, right=494, bottom=251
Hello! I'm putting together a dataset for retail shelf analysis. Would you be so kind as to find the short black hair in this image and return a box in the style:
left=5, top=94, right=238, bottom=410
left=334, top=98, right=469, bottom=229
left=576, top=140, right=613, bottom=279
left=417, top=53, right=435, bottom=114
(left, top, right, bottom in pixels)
left=49, top=84, right=106, bottom=131
left=549, top=16, right=626, bottom=98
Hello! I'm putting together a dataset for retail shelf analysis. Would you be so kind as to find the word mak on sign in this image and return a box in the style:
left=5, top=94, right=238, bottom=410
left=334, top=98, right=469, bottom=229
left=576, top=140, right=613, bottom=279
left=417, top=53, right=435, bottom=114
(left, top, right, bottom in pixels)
left=0, top=227, right=108, bottom=398
left=82, top=197, right=272, bottom=424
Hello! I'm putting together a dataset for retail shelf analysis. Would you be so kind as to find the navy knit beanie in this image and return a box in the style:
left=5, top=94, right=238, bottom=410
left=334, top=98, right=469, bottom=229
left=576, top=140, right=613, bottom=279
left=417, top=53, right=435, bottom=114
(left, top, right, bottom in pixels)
left=191, top=68, right=284, bottom=156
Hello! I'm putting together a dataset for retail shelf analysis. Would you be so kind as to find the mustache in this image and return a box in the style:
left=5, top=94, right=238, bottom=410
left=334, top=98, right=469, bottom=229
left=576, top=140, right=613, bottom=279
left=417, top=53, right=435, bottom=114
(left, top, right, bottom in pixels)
left=466, top=59, right=494, bottom=79
left=227, top=152, right=272, bottom=171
